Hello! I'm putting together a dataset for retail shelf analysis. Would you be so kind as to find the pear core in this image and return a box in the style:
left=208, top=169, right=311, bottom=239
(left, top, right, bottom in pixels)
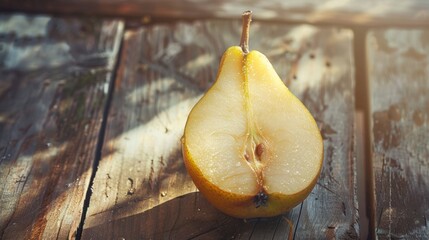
left=183, top=46, right=323, bottom=212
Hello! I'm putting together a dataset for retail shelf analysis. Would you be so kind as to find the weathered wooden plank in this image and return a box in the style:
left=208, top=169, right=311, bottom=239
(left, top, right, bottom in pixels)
left=367, top=30, right=429, bottom=239
left=0, top=14, right=123, bottom=239
left=82, top=20, right=357, bottom=239
left=1, top=0, right=429, bottom=27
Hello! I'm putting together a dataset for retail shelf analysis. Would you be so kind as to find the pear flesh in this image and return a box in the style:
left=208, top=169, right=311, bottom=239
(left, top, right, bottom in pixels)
left=183, top=46, right=323, bottom=217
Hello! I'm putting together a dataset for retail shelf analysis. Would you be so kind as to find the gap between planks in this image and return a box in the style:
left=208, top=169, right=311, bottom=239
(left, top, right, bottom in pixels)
left=352, top=27, right=376, bottom=239
left=2, top=1, right=429, bottom=28
left=74, top=25, right=126, bottom=240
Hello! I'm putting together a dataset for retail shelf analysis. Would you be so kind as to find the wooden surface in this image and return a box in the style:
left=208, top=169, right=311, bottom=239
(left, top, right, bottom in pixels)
left=2, top=0, right=429, bottom=27
left=367, top=30, right=429, bottom=239
left=3, top=4, right=429, bottom=239
left=0, top=14, right=123, bottom=239
left=81, top=20, right=358, bottom=239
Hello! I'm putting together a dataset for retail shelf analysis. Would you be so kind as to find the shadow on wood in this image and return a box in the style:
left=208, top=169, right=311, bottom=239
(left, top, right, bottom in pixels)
left=82, top=191, right=296, bottom=239
left=2, top=0, right=429, bottom=27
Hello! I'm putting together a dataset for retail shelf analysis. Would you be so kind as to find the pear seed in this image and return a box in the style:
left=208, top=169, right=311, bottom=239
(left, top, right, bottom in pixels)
left=255, top=143, right=264, bottom=158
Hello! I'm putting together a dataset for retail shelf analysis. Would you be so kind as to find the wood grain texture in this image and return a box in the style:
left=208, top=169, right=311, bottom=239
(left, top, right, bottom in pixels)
left=0, top=14, right=123, bottom=239
left=82, top=19, right=357, bottom=239
left=2, top=0, right=429, bottom=27
left=367, top=30, right=429, bottom=239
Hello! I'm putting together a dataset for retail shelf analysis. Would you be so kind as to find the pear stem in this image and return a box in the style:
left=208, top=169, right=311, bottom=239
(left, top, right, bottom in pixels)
left=240, top=10, right=252, bottom=54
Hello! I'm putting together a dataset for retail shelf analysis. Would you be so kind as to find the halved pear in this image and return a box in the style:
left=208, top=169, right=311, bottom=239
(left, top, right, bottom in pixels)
left=182, top=12, right=323, bottom=218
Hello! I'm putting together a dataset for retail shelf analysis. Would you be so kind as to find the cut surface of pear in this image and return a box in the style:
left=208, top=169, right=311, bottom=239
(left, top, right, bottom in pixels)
left=183, top=46, right=323, bottom=218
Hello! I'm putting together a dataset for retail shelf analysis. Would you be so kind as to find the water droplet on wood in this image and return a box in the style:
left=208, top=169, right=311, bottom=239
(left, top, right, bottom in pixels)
left=413, top=110, right=424, bottom=126
left=388, top=105, right=401, bottom=121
